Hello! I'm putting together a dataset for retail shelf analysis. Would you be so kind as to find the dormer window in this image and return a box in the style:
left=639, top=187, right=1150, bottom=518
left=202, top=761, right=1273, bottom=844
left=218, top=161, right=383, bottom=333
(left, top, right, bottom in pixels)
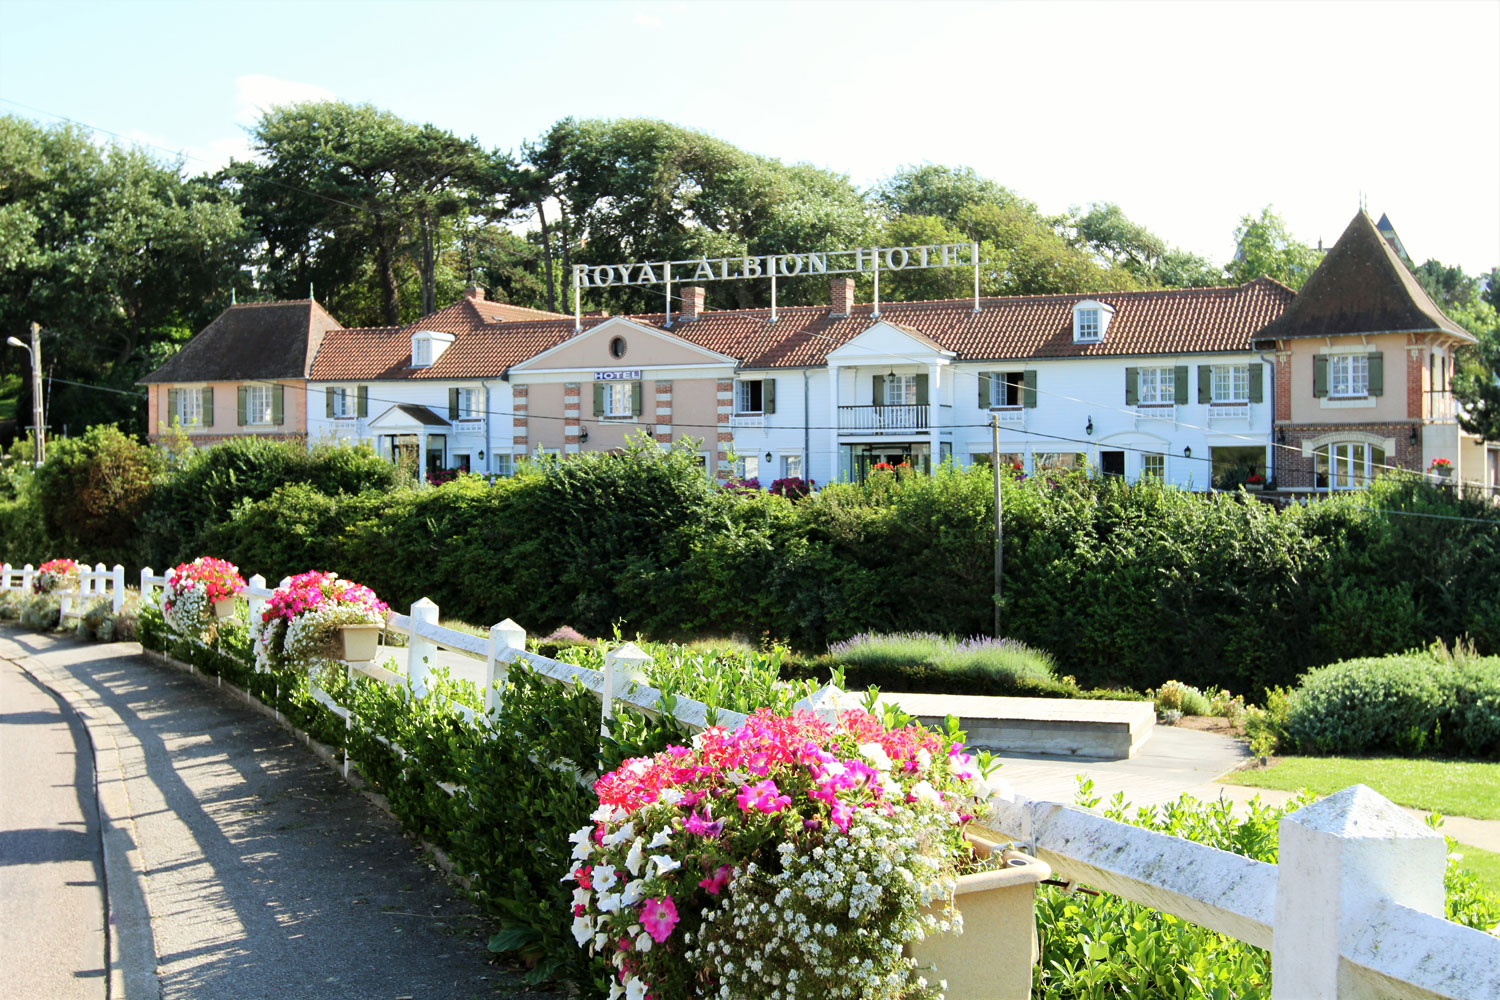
left=1072, top=300, right=1114, bottom=344
left=411, top=330, right=455, bottom=368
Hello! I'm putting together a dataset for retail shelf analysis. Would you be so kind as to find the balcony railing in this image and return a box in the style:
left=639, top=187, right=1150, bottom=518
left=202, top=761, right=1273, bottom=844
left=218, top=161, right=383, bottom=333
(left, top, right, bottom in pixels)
left=989, top=406, right=1024, bottom=426
left=1427, top=389, right=1456, bottom=421
left=839, top=404, right=929, bottom=433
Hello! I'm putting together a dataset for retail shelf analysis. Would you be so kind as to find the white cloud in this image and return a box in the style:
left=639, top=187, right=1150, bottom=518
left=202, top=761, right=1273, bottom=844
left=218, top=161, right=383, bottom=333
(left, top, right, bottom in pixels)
left=233, top=73, right=334, bottom=123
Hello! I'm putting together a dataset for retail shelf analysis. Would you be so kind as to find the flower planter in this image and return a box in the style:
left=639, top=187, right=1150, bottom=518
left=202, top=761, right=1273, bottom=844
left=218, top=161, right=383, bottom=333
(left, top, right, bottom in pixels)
left=907, top=837, right=1051, bottom=1000
left=337, top=624, right=383, bottom=663
left=213, top=597, right=236, bottom=619
left=1433, top=467, right=1452, bottom=478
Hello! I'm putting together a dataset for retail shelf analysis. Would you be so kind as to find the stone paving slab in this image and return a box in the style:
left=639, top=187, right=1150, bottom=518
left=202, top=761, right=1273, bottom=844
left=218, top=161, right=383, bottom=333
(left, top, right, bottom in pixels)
left=889, top=692, right=1157, bottom=759
left=0, top=628, right=552, bottom=1000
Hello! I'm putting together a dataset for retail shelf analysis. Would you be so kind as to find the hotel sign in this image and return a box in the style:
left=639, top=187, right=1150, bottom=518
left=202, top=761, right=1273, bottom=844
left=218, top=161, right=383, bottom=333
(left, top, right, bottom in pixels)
left=593, top=369, right=643, bottom=381
left=570, top=241, right=983, bottom=330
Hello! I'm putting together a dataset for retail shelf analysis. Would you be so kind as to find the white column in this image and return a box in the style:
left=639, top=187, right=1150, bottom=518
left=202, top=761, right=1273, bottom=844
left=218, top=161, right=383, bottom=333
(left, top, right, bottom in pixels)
left=928, top=362, right=942, bottom=468
left=827, top=362, right=841, bottom=483
left=246, top=574, right=267, bottom=625
left=1273, top=784, right=1446, bottom=1000
left=93, top=563, right=107, bottom=599
left=484, top=618, right=527, bottom=717
left=21, top=563, right=33, bottom=593
left=407, top=597, right=439, bottom=697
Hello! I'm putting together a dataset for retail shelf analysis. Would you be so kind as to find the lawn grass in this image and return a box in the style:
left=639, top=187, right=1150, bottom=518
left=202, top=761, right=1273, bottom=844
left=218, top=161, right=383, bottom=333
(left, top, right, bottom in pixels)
left=1454, top=843, right=1500, bottom=896
left=1221, top=756, right=1500, bottom=821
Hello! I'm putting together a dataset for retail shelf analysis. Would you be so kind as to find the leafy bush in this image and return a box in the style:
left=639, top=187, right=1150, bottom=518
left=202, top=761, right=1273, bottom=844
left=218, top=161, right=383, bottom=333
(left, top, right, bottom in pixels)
left=19, top=593, right=60, bottom=630
left=0, top=589, right=22, bottom=620
left=1244, top=687, right=1292, bottom=757
left=1151, top=680, right=1215, bottom=717
left=1285, top=646, right=1500, bottom=758
left=31, top=425, right=160, bottom=567
left=812, top=630, right=1068, bottom=697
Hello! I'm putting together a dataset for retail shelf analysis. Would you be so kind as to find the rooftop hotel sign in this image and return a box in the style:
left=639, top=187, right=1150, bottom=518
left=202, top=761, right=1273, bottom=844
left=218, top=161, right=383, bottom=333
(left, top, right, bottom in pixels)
left=570, top=241, right=982, bottom=329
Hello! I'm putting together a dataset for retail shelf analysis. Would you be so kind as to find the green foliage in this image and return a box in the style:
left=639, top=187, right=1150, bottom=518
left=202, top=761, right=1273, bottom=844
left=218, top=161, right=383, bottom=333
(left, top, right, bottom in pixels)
left=1150, top=680, right=1215, bottom=718
left=1284, top=645, right=1500, bottom=758
left=31, top=425, right=160, bottom=566
left=1225, top=205, right=1322, bottom=290
left=1243, top=687, right=1292, bottom=757
left=74, top=592, right=141, bottom=643
left=812, top=630, right=1068, bottom=698
left=18, top=592, right=60, bottom=630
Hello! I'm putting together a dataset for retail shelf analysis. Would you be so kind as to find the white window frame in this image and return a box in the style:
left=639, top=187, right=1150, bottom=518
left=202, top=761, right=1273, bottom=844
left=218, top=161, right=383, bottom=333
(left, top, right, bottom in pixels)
left=603, top=382, right=633, bottom=418
left=1141, top=453, right=1166, bottom=479
left=734, top=455, right=760, bottom=480
left=176, top=389, right=204, bottom=427
left=1212, top=365, right=1250, bottom=404
left=885, top=374, right=918, bottom=405
left=1329, top=354, right=1369, bottom=398
left=456, top=388, right=479, bottom=419
left=735, top=380, right=764, bottom=414
left=781, top=454, right=803, bottom=480
left=990, top=371, right=1025, bottom=408
left=413, top=338, right=432, bottom=367
left=1138, top=367, right=1174, bottom=405
left=244, top=385, right=274, bottom=425
left=492, top=453, right=515, bottom=477
left=1075, top=308, right=1100, bottom=341
left=331, top=387, right=354, bottom=419
left=1316, top=441, right=1383, bottom=490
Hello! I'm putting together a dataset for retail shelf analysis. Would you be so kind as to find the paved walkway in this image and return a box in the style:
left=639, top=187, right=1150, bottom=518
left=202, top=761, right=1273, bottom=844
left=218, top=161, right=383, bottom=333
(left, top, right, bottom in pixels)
left=0, top=628, right=549, bottom=1000
left=988, top=721, right=1500, bottom=853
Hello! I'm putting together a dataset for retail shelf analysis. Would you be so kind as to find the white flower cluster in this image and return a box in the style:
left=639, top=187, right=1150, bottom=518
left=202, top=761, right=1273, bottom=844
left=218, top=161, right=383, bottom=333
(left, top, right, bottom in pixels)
left=163, top=583, right=210, bottom=639
left=687, top=807, right=959, bottom=1000
left=255, top=601, right=383, bottom=673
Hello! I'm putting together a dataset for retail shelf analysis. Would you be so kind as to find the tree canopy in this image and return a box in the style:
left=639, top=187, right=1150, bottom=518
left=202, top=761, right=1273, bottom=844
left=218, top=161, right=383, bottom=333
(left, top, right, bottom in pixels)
left=1226, top=206, right=1323, bottom=289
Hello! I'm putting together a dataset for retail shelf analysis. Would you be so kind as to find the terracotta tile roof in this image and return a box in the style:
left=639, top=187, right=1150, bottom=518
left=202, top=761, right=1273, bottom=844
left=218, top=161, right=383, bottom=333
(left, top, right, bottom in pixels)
left=140, top=300, right=342, bottom=384
left=307, top=280, right=1292, bottom=382
left=1253, top=211, right=1472, bottom=344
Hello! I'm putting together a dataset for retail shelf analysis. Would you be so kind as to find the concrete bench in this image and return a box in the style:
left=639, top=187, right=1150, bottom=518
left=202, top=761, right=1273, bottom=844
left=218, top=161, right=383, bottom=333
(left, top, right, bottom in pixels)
left=885, top=693, right=1156, bottom=759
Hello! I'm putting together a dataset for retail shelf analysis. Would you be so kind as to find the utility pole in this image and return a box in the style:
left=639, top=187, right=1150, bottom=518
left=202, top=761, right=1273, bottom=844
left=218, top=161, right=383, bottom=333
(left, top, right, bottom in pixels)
left=29, top=322, right=44, bottom=466
left=991, top=412, right=1003, bottom=638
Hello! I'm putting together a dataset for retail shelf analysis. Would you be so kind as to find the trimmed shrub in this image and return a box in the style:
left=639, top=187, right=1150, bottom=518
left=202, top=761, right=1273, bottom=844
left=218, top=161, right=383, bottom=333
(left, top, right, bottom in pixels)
left=1152, top=680, right=1215, bottom=717
left=810, top=630, right=1072, bottom=697
left=19, top=593, right=60, bottom=631
left=1285, top=647, right=1500, bottom=758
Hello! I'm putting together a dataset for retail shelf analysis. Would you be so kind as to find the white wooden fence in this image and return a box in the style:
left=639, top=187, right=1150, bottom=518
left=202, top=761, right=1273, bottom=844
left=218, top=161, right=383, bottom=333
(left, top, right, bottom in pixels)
left=7, top=560, right=1498, bottom=998
left=0, top=560, right=127, bottom=619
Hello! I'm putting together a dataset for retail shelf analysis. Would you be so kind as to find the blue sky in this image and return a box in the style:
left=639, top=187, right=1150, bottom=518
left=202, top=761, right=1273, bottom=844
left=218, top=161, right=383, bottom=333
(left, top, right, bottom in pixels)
left=3, top=0, right=1497, bottom=275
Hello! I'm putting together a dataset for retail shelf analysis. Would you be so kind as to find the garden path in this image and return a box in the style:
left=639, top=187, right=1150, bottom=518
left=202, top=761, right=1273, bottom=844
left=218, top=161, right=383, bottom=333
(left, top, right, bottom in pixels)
left=0, top=628, right=548, bottom=1000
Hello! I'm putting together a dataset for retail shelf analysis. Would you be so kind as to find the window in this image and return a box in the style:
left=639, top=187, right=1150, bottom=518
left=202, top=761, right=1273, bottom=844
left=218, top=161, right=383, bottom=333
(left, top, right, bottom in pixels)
left=734, top=455, right=760, bottom=480
left=413, top=338, right=431, bottom=367
left=1076, top=308, right=1100, bottom=341
left=736, top=380, right=763, bottom=414
left=1141, top=453, right=1165, bottom=479
left=989, top=371, right=1026, bottom=407
left=781, top=455, right=803, bottom=480
left=331, top=387, right=354, bottom=418
left=492, top=453, right=515, bottom=477
left=411, top=330, right=454, bottom=368
left=242, top=385, right=273, bottom=424
left=1212, top=365, right=1250, bottom=403
left=1315, top=442, right=1386, bottom=490
left=1330, top=354, right=1369, bottom=398
left=456, top=388, right=479, bottom=419
left=1139, top=367, right=1174, bottom=405
left=609, top=336, right=627, bottom=359
left=604, top=382, right=633, bottom=418
left=1034, top=452, right=1085, bottom=471
left=175, top=389, right=204, bottom=427
left=885, top=374, right=918, bottom=405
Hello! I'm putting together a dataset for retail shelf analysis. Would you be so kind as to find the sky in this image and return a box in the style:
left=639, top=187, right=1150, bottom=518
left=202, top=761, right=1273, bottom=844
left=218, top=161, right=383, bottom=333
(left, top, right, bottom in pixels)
left=2, top=0, right=1498, bottom=276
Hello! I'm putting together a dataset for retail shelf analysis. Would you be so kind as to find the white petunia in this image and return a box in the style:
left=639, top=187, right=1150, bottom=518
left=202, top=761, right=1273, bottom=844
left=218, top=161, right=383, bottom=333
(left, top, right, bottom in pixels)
left=603, top=821, right=635, bottom=848
left=620, top=879, right=644, bottom=907
left=571, top=913, right=595, bottom=945
left=625, top=837, right=646, bottom=876
left=569, top=825, right=595, bottom=861
left=649, top=827, right=673, bottom=849
left=592, top=863, right=619, bottom=892
left=596, top=891, right=622, bottom=914
left=649, top=853, right=681, bottom=876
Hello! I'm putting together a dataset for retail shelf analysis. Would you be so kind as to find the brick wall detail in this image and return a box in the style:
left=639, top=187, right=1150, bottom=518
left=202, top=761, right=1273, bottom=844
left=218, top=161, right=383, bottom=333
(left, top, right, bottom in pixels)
left=714, top=379, right=734, bottom=479
left=512, top=383, right=528, bottom=451
left=563, top=382, right=581, bottom=455
left=1276, top=422, right=1419, bottom=489
left=654, top=380, right=673, bottom=444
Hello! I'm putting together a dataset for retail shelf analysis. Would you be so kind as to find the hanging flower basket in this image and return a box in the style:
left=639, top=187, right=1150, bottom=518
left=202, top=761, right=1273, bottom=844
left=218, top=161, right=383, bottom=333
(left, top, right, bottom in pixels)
left=252, top=571, right=389, bottom=672
left=337, top=623, right=383, bottom=663
left=35, top=558, right=80, bottom=595
left=566, top=707, right=1019, bottom=1000
left=163, top=557, right=247, bottom=640
left=1429, top=458, right=1453, bottom=477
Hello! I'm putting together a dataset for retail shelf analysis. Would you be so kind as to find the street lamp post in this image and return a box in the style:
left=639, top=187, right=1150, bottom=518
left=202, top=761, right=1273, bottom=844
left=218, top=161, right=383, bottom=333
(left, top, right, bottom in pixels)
left=7, top=322, right=44, bottom=466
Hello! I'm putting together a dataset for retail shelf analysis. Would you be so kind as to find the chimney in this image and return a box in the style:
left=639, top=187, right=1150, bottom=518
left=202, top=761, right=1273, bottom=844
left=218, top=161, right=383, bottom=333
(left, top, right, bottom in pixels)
left=830, top=276, right=855, bottom=318
left=465, top=284, right=486, bottom=301
left=680, top=285, right=706, bottom=321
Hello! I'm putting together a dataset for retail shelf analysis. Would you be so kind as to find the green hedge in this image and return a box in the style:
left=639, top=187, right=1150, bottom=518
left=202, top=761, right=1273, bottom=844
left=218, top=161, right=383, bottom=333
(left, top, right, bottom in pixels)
left=1285, top=647, right=1500, bottom=758
left=7, top=431, right=1500, bottom=698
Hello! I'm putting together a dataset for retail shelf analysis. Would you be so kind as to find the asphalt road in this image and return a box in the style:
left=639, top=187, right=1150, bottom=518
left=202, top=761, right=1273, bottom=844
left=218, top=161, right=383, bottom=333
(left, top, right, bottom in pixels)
left=0, top=657, right=108, bottom=999
left=0, top=629, right=554, bottom=1000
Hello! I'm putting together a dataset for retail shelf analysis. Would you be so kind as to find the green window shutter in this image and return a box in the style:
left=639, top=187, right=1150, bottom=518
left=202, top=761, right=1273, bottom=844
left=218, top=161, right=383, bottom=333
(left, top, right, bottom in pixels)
left=978, top=372, right=991, bottom=408
left=1125, top=368, right=1139, bottom=406
left=168, top=388, right=180, bottom=426
left=1174, top=366, right=1189, bottom=405
left=915, top=374, right=929, bottom=406
left=1368, top=352, right=1384, bottom=396
left=1249, top=366, right=1264, bottom=404
left=237, top=386, right=248, bottom=426
left=1313, top=355, right=1329, bottom=397
left=449, top=387, right=460, bottom=420
left=872, top=374, right=885, bottom=404
left=1198, top=365, right=1212, bottom=404
left=1022, top=369, right=1037, bottom=408
left=593, top=383, right=605, bottom=416
left=326, top=386, right=336, bottom=417
left=631, top=381, right=644, bottom=416
left=356, top=386, right=367, bottom=417
left=763, top=378, right=776, bottom=415
left=272, top=384, right=285, bottom=425
left=201, top=387, right=214, bottom=426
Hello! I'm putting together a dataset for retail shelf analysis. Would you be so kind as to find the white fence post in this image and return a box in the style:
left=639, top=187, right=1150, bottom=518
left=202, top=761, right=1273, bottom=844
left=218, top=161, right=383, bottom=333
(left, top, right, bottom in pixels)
left=485, top=618, right=526, bottom=717
left=1273, top=784, right=1447, bottom=999
left=0, top=562, right=9, bottom=591
left=111, top=564, right=125, bottom=613
left=601, top=642, right=652, bottom=735
left=407, top=597, right=439, bottom=698
left=22, top=563, right=34, bottom=593
left=93, top=563, right=106, bottom=600
left=246, top=574, right=267, bottom=624
left=139, top=566, right=154, bottom=602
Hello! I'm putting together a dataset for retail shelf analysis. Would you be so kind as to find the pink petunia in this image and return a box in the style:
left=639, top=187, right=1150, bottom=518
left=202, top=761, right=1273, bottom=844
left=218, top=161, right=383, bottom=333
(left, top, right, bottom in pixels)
left=698, top=864, right=733, bottom=895
left=830, top=801, right=854, bottom=833
left=736, top=779, right=791, bottom=814
left=639, top=896, right=679, bottom=943
left=684, top=811, right=724, bottom=838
